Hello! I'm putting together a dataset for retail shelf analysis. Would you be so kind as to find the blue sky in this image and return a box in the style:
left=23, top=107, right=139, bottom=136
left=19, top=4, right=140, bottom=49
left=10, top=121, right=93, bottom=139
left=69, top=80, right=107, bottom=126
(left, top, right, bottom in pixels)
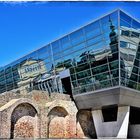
left=0, top=1, right=140, bottom=67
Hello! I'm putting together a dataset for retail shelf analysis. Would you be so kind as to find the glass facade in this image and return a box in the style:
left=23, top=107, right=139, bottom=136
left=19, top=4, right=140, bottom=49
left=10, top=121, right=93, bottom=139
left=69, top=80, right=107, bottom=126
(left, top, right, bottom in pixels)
left=120, top=11, right=140, bottom=90
left=0, top=9, right=139, bottom=95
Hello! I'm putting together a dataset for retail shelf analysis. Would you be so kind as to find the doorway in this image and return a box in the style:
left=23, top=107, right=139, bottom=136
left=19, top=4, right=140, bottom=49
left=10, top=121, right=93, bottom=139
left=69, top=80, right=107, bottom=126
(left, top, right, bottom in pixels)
left=61, top=77, right=72, bottom=97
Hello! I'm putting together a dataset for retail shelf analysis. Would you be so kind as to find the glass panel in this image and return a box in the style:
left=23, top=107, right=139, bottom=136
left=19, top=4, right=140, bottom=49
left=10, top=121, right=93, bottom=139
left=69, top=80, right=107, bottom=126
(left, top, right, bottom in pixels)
left=120, top=19, right=131, bottom=28
left=70, top=29, right=85, bottom=46
left=71, top=74, right=76, bottom=81
left=85, top=21, right=100, bottom=33
left=38, top=45, right=51, bottom=59
left=85, top=28, right=101, bottom=40
left=100, top=79, right=112, bottom=89
left=75, top=63, right=90, bottom=73
left=60, top=36, right=71, bottom=50
left=92, top=64, right=108, bottom=75
left=120, top=11, right=140, bottom=91
left=51, top=40, right=61, bottom=55
left=76, top=69, right=91, bottom=80
left=28, top=51, right=38, bottom=60
left=101, top=11, right=118, bottom=32
left=120, top=11, right=132, bottom=25
left=86, top=35, right=103, bottom=47
left=109, top=60, right=119, bottom=70
left=132, top=19, right=140, bottom=30
left=70, top=29, right=83, bottom=39
left=72, top=42, right=86, bottom=53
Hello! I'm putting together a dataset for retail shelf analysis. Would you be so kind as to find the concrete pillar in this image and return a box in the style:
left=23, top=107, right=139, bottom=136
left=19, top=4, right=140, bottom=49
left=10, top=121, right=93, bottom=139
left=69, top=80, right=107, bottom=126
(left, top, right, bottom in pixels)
left=92, top=106, right=130, bottom=138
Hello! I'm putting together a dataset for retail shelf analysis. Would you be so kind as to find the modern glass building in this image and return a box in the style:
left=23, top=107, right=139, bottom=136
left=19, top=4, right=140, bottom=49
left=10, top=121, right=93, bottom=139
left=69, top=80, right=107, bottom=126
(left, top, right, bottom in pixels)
left=0, top=9, right=140, bottom=97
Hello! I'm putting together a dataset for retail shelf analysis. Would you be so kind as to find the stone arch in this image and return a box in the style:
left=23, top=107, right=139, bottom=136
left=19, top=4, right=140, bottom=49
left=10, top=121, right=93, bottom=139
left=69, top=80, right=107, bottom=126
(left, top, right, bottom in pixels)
left=76, top=109, right=97, bottom=138
left=10, top=100, right=39, bottom=139
left=47, top=106, right=68, bottom=138
left=48, top=106, right=68, bottom=117
left=47, top=101, right=70, bottom=114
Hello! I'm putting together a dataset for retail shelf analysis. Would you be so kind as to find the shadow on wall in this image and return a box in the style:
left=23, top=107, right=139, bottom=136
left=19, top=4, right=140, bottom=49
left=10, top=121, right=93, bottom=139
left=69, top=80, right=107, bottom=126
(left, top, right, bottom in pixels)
left=76, top=109, right=97, bottom=138
left=128, top=106, right=140, bottom=139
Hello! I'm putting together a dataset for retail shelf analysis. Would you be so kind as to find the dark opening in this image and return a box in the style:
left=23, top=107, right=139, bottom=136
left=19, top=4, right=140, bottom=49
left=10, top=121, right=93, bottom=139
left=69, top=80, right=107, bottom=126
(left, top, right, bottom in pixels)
left=76, top=109, right=97, bottom=138
left=129, top=106, right=140, bottom=124
left=102, top=105, right=118, bottom=122
left=61, top=77, right=72, bottom=97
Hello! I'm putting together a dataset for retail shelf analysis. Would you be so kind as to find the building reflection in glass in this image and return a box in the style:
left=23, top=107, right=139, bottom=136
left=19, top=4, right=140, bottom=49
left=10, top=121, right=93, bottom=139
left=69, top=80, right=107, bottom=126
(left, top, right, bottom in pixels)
left=2, top=10, right=140, bottom=96
left=120, top=10, right=140, bottom=90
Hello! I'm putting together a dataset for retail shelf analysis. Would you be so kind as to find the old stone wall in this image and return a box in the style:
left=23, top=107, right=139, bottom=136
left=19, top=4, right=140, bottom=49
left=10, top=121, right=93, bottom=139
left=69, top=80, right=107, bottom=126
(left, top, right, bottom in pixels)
left=0, top=90, right=71, bottom=108
left=0, top=90, right=95, bottom=139
left=0, top=98, right=39, bottom=139
left=46, top=100, right=77, bottom=138
left=13, top=116, right=36, bottom=138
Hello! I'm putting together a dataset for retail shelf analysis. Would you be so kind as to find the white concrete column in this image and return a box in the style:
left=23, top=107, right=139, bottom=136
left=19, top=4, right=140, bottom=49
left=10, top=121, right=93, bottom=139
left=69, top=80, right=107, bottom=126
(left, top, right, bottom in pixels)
left=92, top=106, right=130, bottom=138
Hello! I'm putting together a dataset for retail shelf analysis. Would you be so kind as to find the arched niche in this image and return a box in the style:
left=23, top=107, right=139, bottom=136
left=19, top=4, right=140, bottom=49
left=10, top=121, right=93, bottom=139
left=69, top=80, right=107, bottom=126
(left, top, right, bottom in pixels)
left=47, top=106, right=68, bottom=138
left=10, top=103, right=38, bottom=139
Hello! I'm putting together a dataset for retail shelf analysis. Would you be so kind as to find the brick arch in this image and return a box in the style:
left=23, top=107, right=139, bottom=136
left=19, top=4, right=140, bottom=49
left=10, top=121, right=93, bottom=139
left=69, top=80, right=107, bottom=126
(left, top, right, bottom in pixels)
left=47, top=106, right=68, bottom=138
left=8, top=98, right=39, bottom=117
left=9, top=99, right=39, bottom=139
left=47, top=101, right=70, bottom=114
left=48, top=106, right=68, bottom=117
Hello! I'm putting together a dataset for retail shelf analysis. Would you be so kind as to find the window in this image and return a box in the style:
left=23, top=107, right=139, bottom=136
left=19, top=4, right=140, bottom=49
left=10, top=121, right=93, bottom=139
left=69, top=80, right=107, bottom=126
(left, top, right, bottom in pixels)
left=121, top=30, right=130, bottom=37
left=131, top=31, right=139, bottom=38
